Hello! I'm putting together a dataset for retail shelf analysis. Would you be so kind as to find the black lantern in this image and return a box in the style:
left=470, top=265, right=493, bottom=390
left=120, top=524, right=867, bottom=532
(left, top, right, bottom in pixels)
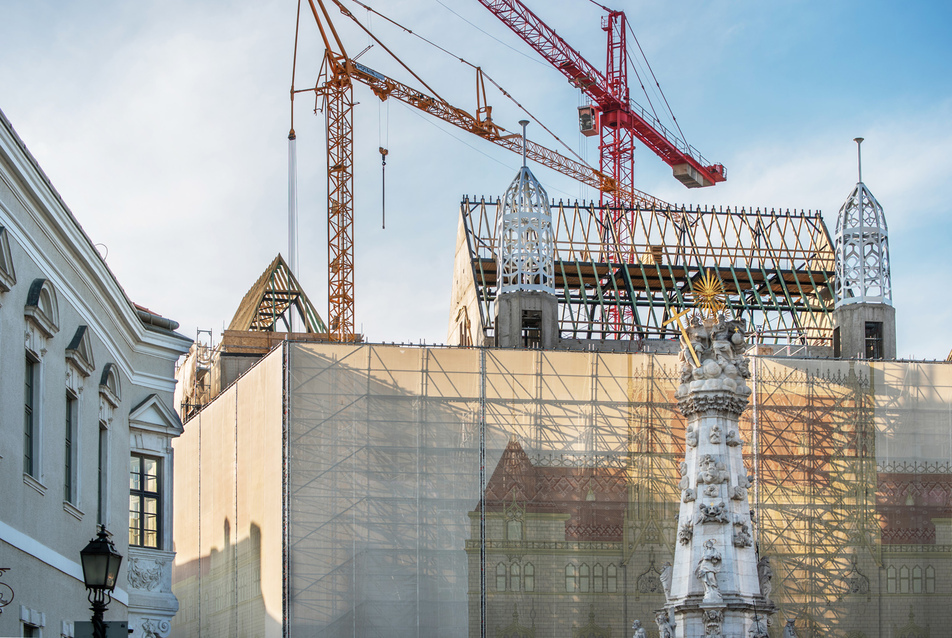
left=80, top=526, right=122, bottom=638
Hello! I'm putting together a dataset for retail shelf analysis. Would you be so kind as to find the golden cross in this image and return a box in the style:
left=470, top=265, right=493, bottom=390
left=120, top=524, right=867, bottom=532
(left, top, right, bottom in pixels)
left=663, top=307, right=700, bottom=367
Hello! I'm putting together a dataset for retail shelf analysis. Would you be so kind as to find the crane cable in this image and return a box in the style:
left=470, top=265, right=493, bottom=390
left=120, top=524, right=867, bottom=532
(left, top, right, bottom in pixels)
left=344, top=0, right=594, bottom=172
left=625, top=20, right=690, bottom=151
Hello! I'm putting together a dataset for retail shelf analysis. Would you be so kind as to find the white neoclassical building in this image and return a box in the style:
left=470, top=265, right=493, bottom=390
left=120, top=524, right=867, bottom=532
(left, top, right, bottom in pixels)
left=0, top=108, right=191, bottom=638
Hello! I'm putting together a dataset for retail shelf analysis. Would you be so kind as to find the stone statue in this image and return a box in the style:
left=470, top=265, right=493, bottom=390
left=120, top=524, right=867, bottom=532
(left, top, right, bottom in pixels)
left=758, top=556, right=773, bottom=600
left=783, top=620, right=797, bottom=638
left=631, top=620, right=647, bottom=638
left=749, top=616, right=769, bottom=638
left=655, top=610, right=676, bottom=638
left=695, top=539, right=722, bottom=602
left=659, top=561, right=673, bottom=599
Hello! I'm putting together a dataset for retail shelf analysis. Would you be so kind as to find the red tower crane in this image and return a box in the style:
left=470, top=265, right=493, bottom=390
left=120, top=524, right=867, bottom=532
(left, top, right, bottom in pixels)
left=476, top=0, right=726, bottom=209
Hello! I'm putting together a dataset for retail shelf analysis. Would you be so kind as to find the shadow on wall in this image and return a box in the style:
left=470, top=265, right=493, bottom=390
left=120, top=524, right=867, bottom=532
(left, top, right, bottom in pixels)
left=171, top=521, right=280, bottom=638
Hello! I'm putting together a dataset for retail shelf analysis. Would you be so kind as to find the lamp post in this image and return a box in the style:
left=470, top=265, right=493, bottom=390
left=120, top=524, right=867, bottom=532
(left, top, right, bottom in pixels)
left=80, top=526, right=123, bottom=638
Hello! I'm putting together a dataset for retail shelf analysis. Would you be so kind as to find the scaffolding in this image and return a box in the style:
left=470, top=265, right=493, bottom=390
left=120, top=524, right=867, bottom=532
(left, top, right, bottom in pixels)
left=173, top=343, right=952, bottom=638
left=461, top=199, right=835, bottom=345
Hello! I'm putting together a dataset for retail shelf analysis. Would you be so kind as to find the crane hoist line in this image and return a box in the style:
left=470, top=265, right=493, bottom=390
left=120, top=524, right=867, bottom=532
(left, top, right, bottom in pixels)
left=292, top=0, right=667, bottom=342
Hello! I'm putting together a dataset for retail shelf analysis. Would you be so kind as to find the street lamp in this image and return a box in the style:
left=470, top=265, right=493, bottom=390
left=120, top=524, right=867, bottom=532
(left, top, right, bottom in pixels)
left=80, top=526, right=123, bottom=638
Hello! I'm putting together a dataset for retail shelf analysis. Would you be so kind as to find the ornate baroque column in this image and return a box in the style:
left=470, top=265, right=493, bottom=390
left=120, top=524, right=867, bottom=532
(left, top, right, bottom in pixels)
left=658, top=315, right=774, bottom=638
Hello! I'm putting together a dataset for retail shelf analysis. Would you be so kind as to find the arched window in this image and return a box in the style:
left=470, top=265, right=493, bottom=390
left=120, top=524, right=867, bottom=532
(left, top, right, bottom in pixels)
left=607, top=564, right=618, bottom=593
left=593, top=563, right=604, bottom=592
left=510, top=563, right=521, bottom=592
left=899, top=565, right=909, bottom=593
left=524, top=563, right=535, bottom=592
left=912, top=565, right=922, bottom=593
left=565, top=565, right=576, bottom=592
left=496, top=563, right=507, bottom=591
left=925, top=565, right=935, bottom=593
left=579, top=563, right=590, bottom=592
left=886, top=565, right=896, bottom=593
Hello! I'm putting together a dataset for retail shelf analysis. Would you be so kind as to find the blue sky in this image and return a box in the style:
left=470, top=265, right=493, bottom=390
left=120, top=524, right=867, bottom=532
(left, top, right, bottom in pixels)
left=2, top=0, right=950, bottom=357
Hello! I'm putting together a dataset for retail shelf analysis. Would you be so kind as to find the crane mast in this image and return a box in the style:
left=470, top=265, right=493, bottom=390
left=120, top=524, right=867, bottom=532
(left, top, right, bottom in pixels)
left=476, top=0, right=726, bottom=191
left=300, top=0, right=670, bottom=341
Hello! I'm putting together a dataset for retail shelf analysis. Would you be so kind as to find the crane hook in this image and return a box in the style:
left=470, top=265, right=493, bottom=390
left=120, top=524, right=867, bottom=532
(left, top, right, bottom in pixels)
left=379, top=147, right=389, bottom=229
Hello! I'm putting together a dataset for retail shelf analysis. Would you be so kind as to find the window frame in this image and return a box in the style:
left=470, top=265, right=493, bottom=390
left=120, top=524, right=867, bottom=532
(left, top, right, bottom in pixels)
left=64, top=390, right=78, bottom=503
left=23, top=353, right=40, bottom=478
left=129, top=453, right=162, bottom=549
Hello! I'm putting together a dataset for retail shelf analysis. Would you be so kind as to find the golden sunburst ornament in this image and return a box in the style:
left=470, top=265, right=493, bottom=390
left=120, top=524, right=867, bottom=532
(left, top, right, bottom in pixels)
left=694, top=269, right=726, bottom=318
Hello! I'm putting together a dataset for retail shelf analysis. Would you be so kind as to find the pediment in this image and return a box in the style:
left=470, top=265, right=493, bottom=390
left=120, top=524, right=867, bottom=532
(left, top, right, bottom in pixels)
left=24, top=278, right=59, bottom=337
left=129, top=393, right=183, bottom=436
left=0, top=226, right=15, bottom=292
left=66, top=325, right=96, bottom=377
left=99, top=363, right=121, bottom=406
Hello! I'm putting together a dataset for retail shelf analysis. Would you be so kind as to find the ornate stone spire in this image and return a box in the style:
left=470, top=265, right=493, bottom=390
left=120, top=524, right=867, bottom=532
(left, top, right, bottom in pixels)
left=495, top=121, right=554, bottom=296
left=659, top=313, right=774, bottom=637
left=834, top=137, right=891, bottom=307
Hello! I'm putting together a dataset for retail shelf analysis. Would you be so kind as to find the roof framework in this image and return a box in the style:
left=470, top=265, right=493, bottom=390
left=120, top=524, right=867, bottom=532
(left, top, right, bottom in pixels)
left=462, top=199, right=836, bottom=345
left=228, top=254, right=327, bottom=333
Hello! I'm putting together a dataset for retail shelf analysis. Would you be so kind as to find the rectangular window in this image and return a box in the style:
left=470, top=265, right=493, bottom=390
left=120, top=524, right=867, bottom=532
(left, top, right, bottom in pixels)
left=832, top=326, right=841, bottom=358
left=97, top=423, right=108, bottom=524
left=24, top=356, right=36, bottom=476
left=22, top=623, right=38, bottom=638
left=129, top=454, right=161, bottom=548
left=865, top=321, right=883, bottom=359
left=65, top=392, right=77, bottom=502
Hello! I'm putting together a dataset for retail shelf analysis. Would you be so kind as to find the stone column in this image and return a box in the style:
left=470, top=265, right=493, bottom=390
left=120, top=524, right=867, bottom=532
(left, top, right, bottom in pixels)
left=660, top=316, right=774, bottom=638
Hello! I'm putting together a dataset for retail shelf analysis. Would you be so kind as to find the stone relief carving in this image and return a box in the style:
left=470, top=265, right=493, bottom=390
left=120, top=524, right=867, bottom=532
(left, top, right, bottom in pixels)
left=757, top=556, right=773, bottom=601
left=703, top=608, right=724, bottom=638
left=697, top=455, right=730, bottom=484
left=140, top=618, right=171, bottom=638
left=703, top=485, right=719, bottom=498
left=725, top=429, right=742, bottom=447
left=686, top=424, right=698, bottom=447
left=655, top=610, right=676, bottom=638
left=678, top=521, right=694, bottom=545
left=733, top=519, right=753, bottom=547
left=682, top=488, right=696, bottom=503
left=732, top=473, right=751, bottom=500
left=709, top=423, right=722, bottom=444
left=697, top=501, right=730, bottom=525
left=695, top=539, right=722, bottom=603
left=679, top=461, right=690, bottom=490
left=128, top=557, right=166, bottom=591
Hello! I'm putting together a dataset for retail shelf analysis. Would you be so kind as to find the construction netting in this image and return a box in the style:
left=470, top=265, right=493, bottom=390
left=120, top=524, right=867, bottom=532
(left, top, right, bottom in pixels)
left=284, top=343, right=952, bottom=637
left=171, top=342, right=952, bottom=638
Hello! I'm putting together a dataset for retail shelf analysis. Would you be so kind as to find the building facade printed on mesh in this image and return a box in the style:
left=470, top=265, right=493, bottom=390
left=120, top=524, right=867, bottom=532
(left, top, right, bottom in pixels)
left=171, top=341, right=952, bottom=638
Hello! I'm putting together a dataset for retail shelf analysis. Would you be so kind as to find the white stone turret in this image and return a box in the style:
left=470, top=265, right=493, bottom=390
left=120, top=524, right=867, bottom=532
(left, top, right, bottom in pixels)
left=832, top=138, right=896, bottom=359
left=660, top=314, right=774, bottom=638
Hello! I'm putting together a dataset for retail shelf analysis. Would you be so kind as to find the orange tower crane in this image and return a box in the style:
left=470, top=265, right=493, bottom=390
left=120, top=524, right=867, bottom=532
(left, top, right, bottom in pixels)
left=295, top=0, right=667, bottom=341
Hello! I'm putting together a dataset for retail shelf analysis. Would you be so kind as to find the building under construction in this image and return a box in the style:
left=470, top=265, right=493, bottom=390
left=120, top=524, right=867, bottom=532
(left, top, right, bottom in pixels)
left=170, top=158, right=947, bottom=637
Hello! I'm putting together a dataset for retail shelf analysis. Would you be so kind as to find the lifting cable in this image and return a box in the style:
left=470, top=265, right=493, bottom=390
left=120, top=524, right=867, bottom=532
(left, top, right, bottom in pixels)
left=343, top=0, right=593, bottom=172
left=625, top=20, right=689, bottom=151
